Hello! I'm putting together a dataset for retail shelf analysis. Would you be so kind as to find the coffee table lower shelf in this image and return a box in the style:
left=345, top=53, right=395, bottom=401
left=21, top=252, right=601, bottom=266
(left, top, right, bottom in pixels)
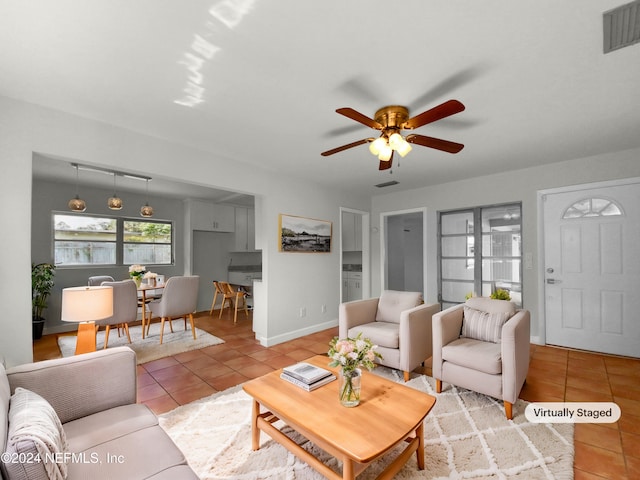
left=252, top=402, right=424, bottom=480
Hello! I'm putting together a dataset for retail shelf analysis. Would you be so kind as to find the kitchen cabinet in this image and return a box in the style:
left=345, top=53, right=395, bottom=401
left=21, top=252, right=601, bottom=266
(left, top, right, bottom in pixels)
left=342, top=212, right=362, bottom=252
left=228, top=271, right=261, bottom=286
left=342, top=271, right=362, bottom=302
left=234, top=207, right=255, bottom=251
left=190, top=200, right=235, bottom=232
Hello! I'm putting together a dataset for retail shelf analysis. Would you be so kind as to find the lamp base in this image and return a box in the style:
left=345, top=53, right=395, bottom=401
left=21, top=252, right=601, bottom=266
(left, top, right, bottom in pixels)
left=75, top=321, right=97, bottom=355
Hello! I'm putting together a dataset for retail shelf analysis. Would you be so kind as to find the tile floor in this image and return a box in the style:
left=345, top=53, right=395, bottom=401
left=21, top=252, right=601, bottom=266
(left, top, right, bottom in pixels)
left=33, top=310, right=640, bottom=479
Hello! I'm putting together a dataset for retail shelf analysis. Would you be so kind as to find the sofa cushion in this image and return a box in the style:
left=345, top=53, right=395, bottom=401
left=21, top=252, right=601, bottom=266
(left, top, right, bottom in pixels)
left=63, top=403, right=193, bottom=480
left=465, top=297, right=515, bottom=316
left=442, top=337, right=503, bottom=375
left=3, top=388, right=69, bottom=480
left=375, top=290, right=423, bottom=324
left=462, top=306, right=511, bottom=343
left=63, top=404, right=158, bottom=453
left=348, top=321, right=399, bottom=349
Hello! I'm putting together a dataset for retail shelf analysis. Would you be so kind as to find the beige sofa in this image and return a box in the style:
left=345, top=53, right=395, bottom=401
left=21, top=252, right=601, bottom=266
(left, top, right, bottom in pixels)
left=1, top=347, right=198, bottom=480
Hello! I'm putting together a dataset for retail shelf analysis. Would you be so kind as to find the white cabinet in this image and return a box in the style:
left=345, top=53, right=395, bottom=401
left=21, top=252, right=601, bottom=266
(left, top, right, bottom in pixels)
left=234, top=207, right=255, bottom=251
left=190, top=200, right=235, bottom=232
left=342, top=212, right=362, bottom=252
left=342, top=271, right=363, bottom=302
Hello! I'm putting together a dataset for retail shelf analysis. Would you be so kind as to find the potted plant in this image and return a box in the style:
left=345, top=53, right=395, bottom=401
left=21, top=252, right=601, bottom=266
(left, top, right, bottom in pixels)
left=32, top=262, right=56, bottom=340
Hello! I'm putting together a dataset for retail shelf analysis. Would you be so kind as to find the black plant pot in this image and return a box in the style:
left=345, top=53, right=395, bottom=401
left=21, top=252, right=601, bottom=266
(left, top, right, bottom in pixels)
left=32, top=317, right=45, bottom=340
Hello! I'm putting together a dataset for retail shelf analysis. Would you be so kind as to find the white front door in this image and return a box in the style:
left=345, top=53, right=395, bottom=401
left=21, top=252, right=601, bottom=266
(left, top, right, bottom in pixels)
left=543, top=181, right=640, bottom=358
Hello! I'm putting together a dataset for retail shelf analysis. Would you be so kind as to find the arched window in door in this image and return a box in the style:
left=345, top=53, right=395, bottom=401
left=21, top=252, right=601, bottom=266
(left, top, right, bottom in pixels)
left=562, top=198, right=623, bottom=219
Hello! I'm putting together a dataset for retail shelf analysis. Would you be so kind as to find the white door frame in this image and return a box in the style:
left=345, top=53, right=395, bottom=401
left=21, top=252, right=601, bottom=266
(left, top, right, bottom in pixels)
left=380, top=207, right=427, bottom=295
left=339, top=207, right=370, bottom=302
left=536, top=176, right=640, bottom=346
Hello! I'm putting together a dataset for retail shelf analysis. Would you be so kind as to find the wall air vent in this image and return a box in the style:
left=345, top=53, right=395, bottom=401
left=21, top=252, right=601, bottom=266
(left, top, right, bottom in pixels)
left=375, top=180, right=399, bottom=188
left=603, top=0, right=640, bottom=53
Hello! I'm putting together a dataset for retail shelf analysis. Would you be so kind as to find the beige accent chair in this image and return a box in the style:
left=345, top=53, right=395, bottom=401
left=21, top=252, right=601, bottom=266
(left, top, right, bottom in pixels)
left=432, top=297, right=530, bottom=420
left=148, top=275, right=199, bottom=344
left=95, top=279, right=138, bottom=348
left=339, top=290, right=441, bottom=382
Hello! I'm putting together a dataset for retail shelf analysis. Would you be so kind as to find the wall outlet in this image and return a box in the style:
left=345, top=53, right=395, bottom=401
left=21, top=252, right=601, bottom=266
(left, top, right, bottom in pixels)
left=299, top=307, right=306, bottom=318
left=321, top=304, right=327, bottom=314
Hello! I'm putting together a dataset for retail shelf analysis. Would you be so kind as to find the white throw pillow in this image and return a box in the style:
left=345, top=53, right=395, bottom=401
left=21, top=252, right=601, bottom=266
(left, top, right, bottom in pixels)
left=462, top=306, right=511, bottom=343
left=2, top=387, right=69, bottom=480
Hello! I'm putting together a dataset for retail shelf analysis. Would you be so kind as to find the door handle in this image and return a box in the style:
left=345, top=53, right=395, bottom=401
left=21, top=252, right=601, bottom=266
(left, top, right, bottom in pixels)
left=546, top=278, right=561, bottom=284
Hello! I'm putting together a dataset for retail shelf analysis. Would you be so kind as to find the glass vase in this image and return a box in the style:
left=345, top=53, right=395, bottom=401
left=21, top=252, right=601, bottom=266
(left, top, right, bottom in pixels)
left=132, top=276, right=142, bottom=288
left=339, top=368, right=361, bottom=407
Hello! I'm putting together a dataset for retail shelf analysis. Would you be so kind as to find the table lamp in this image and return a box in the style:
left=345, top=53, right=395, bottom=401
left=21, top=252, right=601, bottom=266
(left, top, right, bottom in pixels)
left=61, top=286, right=113, bottom=355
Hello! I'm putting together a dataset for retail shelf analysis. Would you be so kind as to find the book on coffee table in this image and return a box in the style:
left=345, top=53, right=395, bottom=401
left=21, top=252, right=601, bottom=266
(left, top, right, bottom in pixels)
left=280, top=371, right=336, bottom=391
left=282, top=362, right=333, bottom=384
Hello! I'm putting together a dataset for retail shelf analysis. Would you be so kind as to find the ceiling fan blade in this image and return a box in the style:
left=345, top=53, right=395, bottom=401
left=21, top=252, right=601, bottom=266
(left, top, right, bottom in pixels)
left=402, top=100, right=465, bottom=130
left=406, top=134, right=464, bottom=154
left=336, top=108, right=383, bottom=130
left=321, top=138, right=373, bottom=156
left=379, top=151, right=393, bottom=170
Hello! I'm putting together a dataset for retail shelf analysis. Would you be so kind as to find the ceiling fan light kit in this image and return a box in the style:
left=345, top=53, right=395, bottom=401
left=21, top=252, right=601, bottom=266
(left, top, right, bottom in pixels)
left=322, top=99, right=466, bottom=171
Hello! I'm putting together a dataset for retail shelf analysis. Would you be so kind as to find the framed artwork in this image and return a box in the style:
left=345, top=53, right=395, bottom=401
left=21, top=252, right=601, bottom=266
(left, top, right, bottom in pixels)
left=279, top=214, right=332, bottom=253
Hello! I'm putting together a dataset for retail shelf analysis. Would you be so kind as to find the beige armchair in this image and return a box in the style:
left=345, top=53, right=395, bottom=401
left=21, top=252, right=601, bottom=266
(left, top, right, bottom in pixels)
left=432, top=297, right=530, bottom=420
left=339, top=290, right=441, bottom=382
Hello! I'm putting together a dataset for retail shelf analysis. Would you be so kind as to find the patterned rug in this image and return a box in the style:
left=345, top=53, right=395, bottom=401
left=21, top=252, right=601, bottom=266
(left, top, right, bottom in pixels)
left=159, top=368, right=574, bottom=479
left=57, top=322, right=224, bottom=364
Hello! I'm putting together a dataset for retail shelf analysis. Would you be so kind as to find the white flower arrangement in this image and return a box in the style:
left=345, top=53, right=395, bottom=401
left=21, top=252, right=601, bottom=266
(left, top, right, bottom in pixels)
left=128, top=264, right=146, bottom=279
left=143, top=271, right=157, bottom=279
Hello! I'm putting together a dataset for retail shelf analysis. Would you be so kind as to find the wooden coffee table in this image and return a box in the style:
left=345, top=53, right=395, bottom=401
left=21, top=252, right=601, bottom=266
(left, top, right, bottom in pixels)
left=243, top=355, right=436, bottom=480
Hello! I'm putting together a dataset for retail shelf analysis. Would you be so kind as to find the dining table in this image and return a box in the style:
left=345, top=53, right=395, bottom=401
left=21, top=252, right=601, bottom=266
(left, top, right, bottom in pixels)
left=137, top=282, right=165, bottom=339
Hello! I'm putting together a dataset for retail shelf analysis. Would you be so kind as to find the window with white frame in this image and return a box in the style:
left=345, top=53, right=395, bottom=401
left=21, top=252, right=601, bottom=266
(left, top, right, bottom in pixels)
left=53, top=213, right=173, bottom=267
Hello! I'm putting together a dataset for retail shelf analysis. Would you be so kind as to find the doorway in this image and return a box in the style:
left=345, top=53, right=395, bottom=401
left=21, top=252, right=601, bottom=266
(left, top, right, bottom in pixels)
left=340, top=208, right=370, bottom=303
left=381, top=209, right=425, bottom=293
left=541, top=179, right=640, bottom=358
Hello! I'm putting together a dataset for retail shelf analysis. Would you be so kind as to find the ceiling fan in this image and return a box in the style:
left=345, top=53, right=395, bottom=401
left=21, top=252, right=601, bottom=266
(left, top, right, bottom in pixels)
left=321, top=99, right=465, bottom=170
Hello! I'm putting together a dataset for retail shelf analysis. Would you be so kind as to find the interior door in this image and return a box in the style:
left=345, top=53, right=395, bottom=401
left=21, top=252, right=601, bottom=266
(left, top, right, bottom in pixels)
left=543, top=182, right=640, bottom=357
left=383, top=210, right=424, bottom=293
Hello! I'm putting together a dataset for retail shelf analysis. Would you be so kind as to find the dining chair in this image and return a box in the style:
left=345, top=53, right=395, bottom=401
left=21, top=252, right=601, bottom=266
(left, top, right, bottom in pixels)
left=95, top=280, right=138, bottom=348
left=209, top=281, right=227, bottom=316
left=88, top=275, right=114, bottom=286
left=147, top=275, right=199, bottom=344
left=220, top=281, right=249, bottom=324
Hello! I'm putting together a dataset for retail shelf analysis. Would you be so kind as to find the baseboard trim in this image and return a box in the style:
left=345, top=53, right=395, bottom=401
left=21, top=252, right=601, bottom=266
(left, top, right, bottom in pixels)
left=257, top=319, right=338, bottom=347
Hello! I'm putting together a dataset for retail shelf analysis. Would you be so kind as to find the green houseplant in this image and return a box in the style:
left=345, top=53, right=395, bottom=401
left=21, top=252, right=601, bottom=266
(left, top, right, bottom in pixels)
left=490, top=288, right=511, bottom=301
left=32, top=262, right=56, bottom=340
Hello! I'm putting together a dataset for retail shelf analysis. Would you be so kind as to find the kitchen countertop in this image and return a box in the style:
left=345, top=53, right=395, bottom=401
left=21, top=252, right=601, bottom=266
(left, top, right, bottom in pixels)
left=342, top=264, right=362, bottom=272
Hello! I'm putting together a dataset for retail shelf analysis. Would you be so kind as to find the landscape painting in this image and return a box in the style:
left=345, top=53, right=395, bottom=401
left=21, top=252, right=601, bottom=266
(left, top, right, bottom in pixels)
left=279, top=214, right=332, bottom=253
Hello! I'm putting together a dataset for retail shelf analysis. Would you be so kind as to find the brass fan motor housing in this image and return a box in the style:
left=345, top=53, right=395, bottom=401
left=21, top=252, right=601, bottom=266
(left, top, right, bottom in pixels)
left=374, top=105, right=409, bottom=129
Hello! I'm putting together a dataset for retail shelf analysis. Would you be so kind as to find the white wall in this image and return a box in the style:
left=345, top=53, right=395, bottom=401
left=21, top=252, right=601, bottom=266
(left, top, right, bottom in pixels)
left=370, top=147, right=640, bottom=344
left=0, top=95, right=369, bottom=366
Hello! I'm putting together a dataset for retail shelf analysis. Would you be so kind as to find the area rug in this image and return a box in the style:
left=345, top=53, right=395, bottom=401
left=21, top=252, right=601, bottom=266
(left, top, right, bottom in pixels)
left=58, top=323, right=225, bottom=364
left=159, top=368, right=574, bottom=479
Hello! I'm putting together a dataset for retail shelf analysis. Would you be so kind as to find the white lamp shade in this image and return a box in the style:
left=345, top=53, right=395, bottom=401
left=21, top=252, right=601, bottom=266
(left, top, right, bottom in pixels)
left=378, top=144, right=392, bottom=161
left=61, top=286, right=113, bottom=323
left=369, top=137, right=387, bottom=155
left=396, top=139, right=412, bottom=157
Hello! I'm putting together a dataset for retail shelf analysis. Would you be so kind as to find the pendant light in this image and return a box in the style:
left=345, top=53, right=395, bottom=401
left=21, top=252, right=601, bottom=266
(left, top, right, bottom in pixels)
left=107, top=173, right=123, bottom=210
left=68, top=164, right=87, bottom=212
left=140, top=179, right=153, bottom=217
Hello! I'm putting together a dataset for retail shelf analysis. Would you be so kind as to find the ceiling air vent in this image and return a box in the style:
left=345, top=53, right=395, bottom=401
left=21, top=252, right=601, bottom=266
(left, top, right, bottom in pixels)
left=375, top=180, right=399, bottom=188
left=603, top=0, right=640, bottom=53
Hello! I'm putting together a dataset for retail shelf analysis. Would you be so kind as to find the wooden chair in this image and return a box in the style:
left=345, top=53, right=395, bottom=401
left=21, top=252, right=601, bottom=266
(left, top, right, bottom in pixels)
left=219, top=281, right=249, bottom=324
left=209, top=281, right=227, bottom=316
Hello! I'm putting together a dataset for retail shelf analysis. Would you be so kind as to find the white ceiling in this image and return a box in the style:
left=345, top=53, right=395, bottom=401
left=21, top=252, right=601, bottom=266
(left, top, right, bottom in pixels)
left=3, top=0, right=640, bottom=198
